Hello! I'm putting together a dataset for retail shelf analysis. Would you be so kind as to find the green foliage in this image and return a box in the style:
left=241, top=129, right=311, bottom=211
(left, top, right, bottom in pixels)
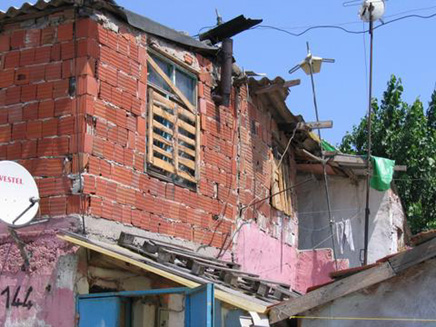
left=339, top=76, right=436, bottom=233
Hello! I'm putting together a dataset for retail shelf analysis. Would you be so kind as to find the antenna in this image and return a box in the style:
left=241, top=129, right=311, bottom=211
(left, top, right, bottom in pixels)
left=359, top=0, right=386, bottom=266
left=215, top=8, right=223, bottom=25
left=289, top=43, right=338, bottom=270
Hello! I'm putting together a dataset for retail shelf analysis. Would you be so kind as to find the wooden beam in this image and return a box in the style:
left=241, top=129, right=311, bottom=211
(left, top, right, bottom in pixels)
left=148, top=55, right=196, bottom=113
left=268, top=262, right=396, bottom=324
left=388, top=236, right=436, bottom=274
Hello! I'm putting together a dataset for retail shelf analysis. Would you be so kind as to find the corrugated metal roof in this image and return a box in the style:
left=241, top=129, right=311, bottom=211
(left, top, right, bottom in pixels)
left=0, top=0, right=217, bottom=53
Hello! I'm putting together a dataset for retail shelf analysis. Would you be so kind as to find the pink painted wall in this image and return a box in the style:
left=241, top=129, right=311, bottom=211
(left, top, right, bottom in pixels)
left=0, top=229, right=77, bottom=327
left=235, top=223, right=348, bottom=293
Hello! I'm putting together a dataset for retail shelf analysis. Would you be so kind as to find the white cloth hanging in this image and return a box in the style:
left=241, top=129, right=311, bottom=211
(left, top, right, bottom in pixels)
left=336, top=219, right=355, bottom=254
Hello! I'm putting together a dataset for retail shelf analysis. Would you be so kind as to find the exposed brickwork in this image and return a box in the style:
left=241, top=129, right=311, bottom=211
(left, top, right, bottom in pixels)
left=0, top=11, right=297, bottom=249
left=0, top=9, right=81, bottom=217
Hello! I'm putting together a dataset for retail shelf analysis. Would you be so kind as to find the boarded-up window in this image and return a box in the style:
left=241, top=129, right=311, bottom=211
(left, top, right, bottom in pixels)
left=146, top=53, right=199, bottom=187
left=271, top=145, right=293, bottom=216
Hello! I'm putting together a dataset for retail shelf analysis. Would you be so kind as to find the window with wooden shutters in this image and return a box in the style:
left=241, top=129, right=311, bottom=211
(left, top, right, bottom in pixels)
left=271, top=143, right=294, bottom=216
left=146, top=52, right=200, bottom=187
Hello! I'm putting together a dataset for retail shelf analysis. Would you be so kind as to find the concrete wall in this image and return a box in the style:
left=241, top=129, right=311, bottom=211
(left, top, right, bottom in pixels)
left=0, top=227, right=78, bottom=327
left=301, top=258, right=436, bottom=327
left=296, top=173, right=405, bottom=267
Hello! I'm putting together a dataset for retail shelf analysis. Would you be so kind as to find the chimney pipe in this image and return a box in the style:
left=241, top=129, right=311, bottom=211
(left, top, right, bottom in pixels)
left=213, top=38, right=233, bottom=107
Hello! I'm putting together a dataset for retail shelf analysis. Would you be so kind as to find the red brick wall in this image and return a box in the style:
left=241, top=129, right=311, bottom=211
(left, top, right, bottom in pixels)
left=0, top=9, right=81, bottom=217
left=0, top=11, right=297, bottom=248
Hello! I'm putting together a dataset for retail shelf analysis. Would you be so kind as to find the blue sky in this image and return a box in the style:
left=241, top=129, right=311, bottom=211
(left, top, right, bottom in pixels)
left=2, top=0, right=436, bottom=145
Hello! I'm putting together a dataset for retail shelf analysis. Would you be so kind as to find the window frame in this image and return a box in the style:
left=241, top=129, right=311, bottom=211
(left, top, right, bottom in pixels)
left=146, top=51, right=200, bottom=189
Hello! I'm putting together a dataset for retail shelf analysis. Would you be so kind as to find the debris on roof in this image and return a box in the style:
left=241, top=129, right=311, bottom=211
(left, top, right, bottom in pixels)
left=60, top=231, right=301, bottom=310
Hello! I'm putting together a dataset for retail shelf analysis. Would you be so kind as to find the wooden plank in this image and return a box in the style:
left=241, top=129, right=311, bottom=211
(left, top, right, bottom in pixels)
left=178, top=133, right=196, bottom=146
left=153, top=120, right=174, bottom=136
left=255, top=79, right=300, bottom=94
left=268, top=262, right=396, bottom=324
left=177, top=119, right=196, bottom=135
left=58, top=234, right=268, bottom=313
left=153, top=91, right=177, bottom=110
left=153, top=145, right=173, bottom=160
left=195, top=114, right=200, bottom=182
left=178, top=170, right=197, bottom=183
left=148, top=55, right=196, bottom=113
left=153, top=157, right=175, bottom=174
left=153, top=105, right=175, bottom=123
left=388, top=236, right=436, bottom=274
left=147, top=88, right=154, bottom=164
left=178, top=143, right=196, bottom=157
left=178, top=107, right=196, bottom=122
left=174, top=104, right=179, bottom=174
left=153, top=133, right=173, bottom=147
left=179, top=157, right=195, bottom=170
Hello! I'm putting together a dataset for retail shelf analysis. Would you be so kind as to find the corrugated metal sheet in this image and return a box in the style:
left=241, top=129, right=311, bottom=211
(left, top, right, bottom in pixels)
left=0, top=0, right=77, bottom=20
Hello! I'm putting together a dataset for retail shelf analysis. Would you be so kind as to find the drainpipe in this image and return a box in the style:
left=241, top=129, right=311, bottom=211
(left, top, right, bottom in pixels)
left=213, top=38, right=233, bottom=107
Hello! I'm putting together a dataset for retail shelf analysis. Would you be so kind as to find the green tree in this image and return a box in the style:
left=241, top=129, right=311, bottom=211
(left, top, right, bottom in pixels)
left=340, top=76, right=436, bottom=233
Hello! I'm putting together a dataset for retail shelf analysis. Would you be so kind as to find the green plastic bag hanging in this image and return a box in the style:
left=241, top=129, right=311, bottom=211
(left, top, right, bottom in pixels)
left=370, top=156, right=395, bottom=191
left=321, top=140, right=337, bottom=152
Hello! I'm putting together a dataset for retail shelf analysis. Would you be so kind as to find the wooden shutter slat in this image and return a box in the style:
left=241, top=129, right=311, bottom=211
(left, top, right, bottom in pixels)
left=153, top=157, right=176, bottom=174
left=147, top=88, right=155, bottom=164
left=153, top=120, right=174, bottom=136
left=178, top=143, right=196, bottom=157
left=154, top=91, right=177, bottom=110
left=178, top=170, right=196, bottom=183
left=153, top=133, right=173, bottom=147
left=153, top=145, right=173, bottom=160
left=179, top=157, right=195, bottom=170
left=178, top=133, right=196, bottom=146
left=177, top=119, right=196, bottom=135
left=153, top=105, right=175, bottom=123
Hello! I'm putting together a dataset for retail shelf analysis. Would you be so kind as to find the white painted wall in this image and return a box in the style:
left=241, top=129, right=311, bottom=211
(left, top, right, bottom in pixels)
left=300, top=258, right=436, bottom=327
left=296, top=173, right=405, bottom=267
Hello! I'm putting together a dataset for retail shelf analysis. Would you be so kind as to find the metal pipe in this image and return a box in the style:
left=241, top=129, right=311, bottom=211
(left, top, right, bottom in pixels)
left=363, top=5, right=374, bottom=266
left=307, top=42, right=338, bottom=270
left=214, top=38, right=233, bottom=107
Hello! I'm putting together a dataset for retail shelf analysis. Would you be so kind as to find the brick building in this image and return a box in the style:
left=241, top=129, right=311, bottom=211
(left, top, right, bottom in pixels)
left=0, top=0, right=405, bottom=326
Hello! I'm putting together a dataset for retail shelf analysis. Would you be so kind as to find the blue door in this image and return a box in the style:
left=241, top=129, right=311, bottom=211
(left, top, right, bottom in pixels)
left=185, top=284, right=215, bottom=327
left=78, top=296, right=121, bottom=327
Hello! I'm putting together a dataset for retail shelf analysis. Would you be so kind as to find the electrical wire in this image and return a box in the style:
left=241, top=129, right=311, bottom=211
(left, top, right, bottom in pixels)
left=250, top=12, right=436, bottom=37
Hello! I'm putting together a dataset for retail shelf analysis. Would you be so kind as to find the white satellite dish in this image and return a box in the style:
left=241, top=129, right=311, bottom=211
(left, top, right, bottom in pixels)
left=0, top=161, right=40, bottom=227
left=359, top=0, right=386, bottom=22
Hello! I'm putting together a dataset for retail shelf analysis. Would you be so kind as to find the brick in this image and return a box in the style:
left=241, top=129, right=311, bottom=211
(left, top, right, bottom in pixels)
left=12, top=122, right=26, bottom=140
left=76, top=57, right=96, bottom=76
left=26, top=120, right=42, bottom=139
left=11, top=30, right=25, bottom=49
left=55, top=98, right=74, bottom=117
left=51, top=43, right=61, bottom=61
left=137, top=117, right=146, bottom=135
left=99, top=63, right=117, bottom=86
left=37, top=82, right=54, bottom=100
left=22, top=140, right=37, bottom=158
left=52, top=79, right=69, bottom=98
left=29, top=65, right=45, bottom=82
left=0, top=35, right=10, bottom=52
left=67, top=195, right=81, bottom=214
left=25, top=29, right=41, bottom=47
left=61, top=42, right=74, bottom=60
left=77, top=38, right=99, bottom=58
left=118, top=35, right=129, bottom=56
left=0, top=125, right=11, bottom=142
left=34, top=46, right=51, bottom=64
left=57, top=23, right=73, bottom=41
left=118, top=71, right=137, bottom=95
left=38, top=100, right=55, bottom=118
left=22, top=102, right=38, bottom=120
left=62, top=60, right=74, bottom=79
left=53, top=137, right=70, bottom=154
left=8, top=105, right=22, bottom=123
left=21, top=84, right=37, bottom=102
left=34, top=158, right=64, bottom=176
left=4, top=51, right=20, bottom=68
left=41, top=27, right=55, bottom=44
left=99, top=81, right=112, bottom=102
left=19, top=49, right=34, bottom=66
left=42, top=119, right=58, bottom=137
left=49, top=197, right=66, bottom=216
left=0, top=90, right=5, bottom=108
left=76, top=19, right=98, bottom=39
left=7, top=142, right=21, bottom=159
left=5, top=86, right=20, bottom=105
left=58, top=116, right=75, bottom=135
left=77, top=76, right=98, bottom=96
left=0, top=69, right=15, bottom=88
left=46, top=62, right=62, bottom=81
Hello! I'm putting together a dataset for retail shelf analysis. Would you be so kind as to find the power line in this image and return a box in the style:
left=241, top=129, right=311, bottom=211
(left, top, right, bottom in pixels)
left=250, top=12, right=436, bottom=37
